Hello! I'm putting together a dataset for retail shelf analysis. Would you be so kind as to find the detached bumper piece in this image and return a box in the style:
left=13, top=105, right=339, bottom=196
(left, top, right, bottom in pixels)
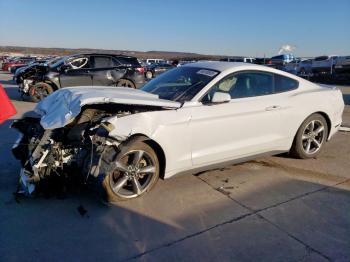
left=18, top=168, right=36, bottom=196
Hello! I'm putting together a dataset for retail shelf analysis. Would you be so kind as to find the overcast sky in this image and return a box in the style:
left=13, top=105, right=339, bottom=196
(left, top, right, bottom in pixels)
left=0, top=0, right=349, bottom=57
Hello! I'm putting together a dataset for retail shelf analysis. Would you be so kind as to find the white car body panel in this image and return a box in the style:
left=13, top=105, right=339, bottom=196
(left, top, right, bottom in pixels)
left=189, top=94, right=289, bottom=166
left=36, top=62, right=344, bottom=179
left=107, top=108, right=193, bottom=176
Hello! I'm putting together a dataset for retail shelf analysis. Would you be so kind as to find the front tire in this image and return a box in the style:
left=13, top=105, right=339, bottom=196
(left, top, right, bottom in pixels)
left=100, top=139, right=160, bottom=203
left=290, top=113, right=328, bottom=159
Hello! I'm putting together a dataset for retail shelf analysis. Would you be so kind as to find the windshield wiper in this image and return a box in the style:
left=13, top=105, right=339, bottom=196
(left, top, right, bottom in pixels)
left=173, top=81, right=204, bottom=103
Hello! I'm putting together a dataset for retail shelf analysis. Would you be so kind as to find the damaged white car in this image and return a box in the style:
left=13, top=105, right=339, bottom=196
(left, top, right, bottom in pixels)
left=12, top=62, right=345, bottom=202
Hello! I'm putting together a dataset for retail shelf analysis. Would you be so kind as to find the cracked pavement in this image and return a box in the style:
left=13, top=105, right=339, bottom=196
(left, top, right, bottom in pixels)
left=0, top=72, right=349, bottom=262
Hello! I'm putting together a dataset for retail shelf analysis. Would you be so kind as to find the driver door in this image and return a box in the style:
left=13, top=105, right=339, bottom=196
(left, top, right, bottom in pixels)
left=190, top=71, right=285, bottom=167
left=59, top=56, right=93, bottom=87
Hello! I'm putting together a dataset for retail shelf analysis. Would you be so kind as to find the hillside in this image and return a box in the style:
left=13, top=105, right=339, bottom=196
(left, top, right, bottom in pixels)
left=0, top=46, right=226, bottom=60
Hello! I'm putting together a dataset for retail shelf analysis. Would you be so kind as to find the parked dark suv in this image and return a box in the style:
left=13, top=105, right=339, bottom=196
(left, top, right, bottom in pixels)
left=144, top=62, right=174, bottom=79
left=20, top=53, right=145, bottom=102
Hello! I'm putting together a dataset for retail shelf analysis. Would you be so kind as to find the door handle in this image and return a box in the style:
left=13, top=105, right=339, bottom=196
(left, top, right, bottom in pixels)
left=265, top=105, right=281, bottom=111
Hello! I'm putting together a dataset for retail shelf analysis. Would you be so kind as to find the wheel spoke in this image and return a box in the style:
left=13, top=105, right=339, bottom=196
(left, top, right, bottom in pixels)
left=309, top=120, right=315, bottom=131
left=312, top=138, right=321, bottom=149
left=113, top=161, right=128, bottom=173
left=132, top=150, right=144, bottom=166
left=302, top=134, right=309, bottom=140
left=112, top=175, right=128, bottom=192
left=139, top=165, right=155, bottom=174
left=306, top=140, right=311, bottom=152
left=315, top=125, right=324, bottom=134
left=131, top=177, right=142, bottom=195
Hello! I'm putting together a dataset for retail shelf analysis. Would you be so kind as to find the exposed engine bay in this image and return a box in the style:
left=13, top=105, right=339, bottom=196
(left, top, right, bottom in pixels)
left=15, top=64, right=49, bottom=95
left=12, top=104, right=163, bottom=196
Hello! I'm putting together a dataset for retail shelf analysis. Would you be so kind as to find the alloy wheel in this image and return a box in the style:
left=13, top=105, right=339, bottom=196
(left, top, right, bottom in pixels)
left=109, top=150, right=156, bottom=198
left=301, top=120, right=325, bottom=154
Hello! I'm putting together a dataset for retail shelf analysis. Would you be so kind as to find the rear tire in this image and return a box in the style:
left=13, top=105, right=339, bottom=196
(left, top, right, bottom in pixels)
left=290, top=113, right=328, bottom=159
left=99, top=138, right=160, bottom=203
left=116, top=79, right=135, bottom=88
left=29, top=82, right=54, bottom=102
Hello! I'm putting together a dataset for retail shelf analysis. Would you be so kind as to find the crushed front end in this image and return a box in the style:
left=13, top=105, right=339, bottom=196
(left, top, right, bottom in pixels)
left=11, top=114, right=93, bottom=196
left=11, top=105, right=159, bottom=197
left=10, top=85, right=180, bottom=198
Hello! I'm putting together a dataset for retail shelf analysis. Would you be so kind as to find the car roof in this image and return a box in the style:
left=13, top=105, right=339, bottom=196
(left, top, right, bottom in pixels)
left=69, top=53, right=137, bottom=58
left=183, top=61, right=306, bottom=81
left=183, top=61, right=271, bottom=72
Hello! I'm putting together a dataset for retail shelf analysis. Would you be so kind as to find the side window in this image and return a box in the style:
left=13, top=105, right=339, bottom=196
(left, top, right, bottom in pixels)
left=202, top=71, right=274, bottom=103
left=230, top=72, right=273, bottom=98
left=93, top=56, right=114, bottom=68
left=202, top=74, right=237, bottom=103
left=274, top=74, right=298, bottom=93
left=67, top=57, right=90, bottom=69
left=112, top=58, right=121, bottom=66
left=116, top=57, right=140, bottom=66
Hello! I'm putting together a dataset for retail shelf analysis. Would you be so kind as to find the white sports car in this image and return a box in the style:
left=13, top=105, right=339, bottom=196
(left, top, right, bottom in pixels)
left=12, top=62, right=344, bottom=202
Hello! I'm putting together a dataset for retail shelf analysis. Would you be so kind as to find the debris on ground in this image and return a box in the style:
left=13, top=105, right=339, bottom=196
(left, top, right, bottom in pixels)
left=217, top=186, right=231, bottom=196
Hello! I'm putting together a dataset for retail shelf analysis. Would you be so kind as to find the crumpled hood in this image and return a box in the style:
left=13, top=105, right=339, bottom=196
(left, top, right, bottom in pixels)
left=35, top=86, right=181, bottom=129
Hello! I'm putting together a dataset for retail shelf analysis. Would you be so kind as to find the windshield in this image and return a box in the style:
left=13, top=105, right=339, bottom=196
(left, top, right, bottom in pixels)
left=141, top=67, right=219, bottom=102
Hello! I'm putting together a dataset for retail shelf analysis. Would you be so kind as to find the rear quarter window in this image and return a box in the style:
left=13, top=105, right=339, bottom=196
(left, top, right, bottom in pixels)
left=93, top=56, right=114, bottom=68
left=116, top=57, right=141, bottom=67
left=274, top=74, right=298, bottom=93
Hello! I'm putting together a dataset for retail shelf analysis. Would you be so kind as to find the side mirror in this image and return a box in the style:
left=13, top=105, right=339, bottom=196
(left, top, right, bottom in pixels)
left=211, top=92, right=231, bottom=103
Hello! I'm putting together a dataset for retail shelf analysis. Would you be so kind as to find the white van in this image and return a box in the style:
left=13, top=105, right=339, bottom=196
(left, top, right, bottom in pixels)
left=146, top=59, right=165, bottom=65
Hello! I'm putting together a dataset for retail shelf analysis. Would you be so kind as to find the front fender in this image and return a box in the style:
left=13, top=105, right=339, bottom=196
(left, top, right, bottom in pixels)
left=107, top=112, right=156, bottom=141
left=106, top=109, right=193, bottom=177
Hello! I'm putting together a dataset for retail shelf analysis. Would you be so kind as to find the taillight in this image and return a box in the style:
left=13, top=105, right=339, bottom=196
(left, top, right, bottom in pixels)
left=136, top=67, right=145, bottom=74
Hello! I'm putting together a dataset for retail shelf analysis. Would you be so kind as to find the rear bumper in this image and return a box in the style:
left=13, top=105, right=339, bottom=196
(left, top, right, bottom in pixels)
left=328, top=123, right=342, bottom=140
left=328, top=89, right=345, bottom=140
